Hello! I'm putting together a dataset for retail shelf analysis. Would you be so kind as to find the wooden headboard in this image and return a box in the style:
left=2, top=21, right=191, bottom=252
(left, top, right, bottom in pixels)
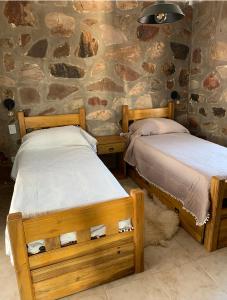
left=17, top=108, right=86, bottom=139
left=122, top=101, right=174, bottom=133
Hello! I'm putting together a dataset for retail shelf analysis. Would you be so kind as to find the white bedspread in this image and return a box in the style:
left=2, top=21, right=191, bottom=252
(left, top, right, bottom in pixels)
left=6, top=143, right=128, bottom=258
left=125, top=132, right=227, bottom=225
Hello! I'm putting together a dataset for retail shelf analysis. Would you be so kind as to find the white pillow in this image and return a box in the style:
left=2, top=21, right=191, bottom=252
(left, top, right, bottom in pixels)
left=80, top=128, right=97, bottom=152
left=129, top=118, right=189, bottom=135
left=22, top=126, right=93, bottom=149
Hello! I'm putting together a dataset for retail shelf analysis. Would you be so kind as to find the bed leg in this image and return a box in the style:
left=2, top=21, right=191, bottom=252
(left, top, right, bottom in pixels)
left=204, top=177, right=225, bottom=251
left=131, top=189, right=144, bottom=273
left=7, top=213, right=34, bottom=300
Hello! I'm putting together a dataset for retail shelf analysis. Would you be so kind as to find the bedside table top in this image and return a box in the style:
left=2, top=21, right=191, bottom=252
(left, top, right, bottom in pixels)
left=95, top=135, right=127, bottom=145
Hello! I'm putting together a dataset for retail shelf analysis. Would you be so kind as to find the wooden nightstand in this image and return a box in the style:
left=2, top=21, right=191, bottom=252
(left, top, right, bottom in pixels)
left=95, top=135, right=127, bottom=179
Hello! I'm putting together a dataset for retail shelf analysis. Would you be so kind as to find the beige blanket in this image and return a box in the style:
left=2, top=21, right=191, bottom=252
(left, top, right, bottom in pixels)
left=124, top=132, right=227, bottom=225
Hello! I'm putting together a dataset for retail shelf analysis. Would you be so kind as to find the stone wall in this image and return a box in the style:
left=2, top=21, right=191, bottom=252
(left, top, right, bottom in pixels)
left=0, top=1, right=192, bottom=157
left=188, top=1, right=227, bottom=146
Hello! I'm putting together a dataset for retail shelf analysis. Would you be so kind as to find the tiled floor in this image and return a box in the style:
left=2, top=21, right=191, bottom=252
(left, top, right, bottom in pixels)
left=1, top=179, right=227, bottom=300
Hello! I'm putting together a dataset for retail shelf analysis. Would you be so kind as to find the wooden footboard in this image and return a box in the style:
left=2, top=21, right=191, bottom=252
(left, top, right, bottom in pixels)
left=7, top=189, right=144, bottom=300
left=204, top=177, right=227, bottom=251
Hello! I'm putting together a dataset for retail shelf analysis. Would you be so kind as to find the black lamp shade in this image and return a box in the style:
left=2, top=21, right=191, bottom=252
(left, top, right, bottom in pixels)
left=171, top=91, right=180, bottom=101
left=3, top=98, right=15, bottom=111
left=138, top=2, right=185, bottom=25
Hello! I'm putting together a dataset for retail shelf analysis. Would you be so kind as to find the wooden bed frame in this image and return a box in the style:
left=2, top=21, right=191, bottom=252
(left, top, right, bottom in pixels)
left=122, top=102, right=227, bottom=251
left=17, top=108, right=86, bottom=138
left=7, top=109, right=144, bottom=300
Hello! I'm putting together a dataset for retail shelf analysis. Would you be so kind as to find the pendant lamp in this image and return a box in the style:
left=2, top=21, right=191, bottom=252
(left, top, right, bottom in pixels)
left=138, top=1, right=185, bottom=25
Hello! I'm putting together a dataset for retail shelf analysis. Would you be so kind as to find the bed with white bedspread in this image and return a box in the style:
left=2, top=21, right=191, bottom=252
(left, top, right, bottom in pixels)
left=5, top=126, right=129, bottom=259
left=7, top=110, right=144, bottom=300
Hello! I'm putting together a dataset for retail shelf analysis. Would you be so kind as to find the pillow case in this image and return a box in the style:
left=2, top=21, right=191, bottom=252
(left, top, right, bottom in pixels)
left=129, top=118, right=189, bottom=136
left=80, top=128, right=97, bottom=151
left=22, top=125, right=94, bottom=149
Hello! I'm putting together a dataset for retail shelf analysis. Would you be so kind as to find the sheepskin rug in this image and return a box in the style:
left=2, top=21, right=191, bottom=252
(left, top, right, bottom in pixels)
left=121, top=179, right=179, bottom=247
left=144, top=192, right=179, bottom=247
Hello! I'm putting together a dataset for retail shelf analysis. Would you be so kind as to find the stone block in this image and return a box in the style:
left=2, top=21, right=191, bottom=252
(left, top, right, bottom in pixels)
left=50, top=63, right=85, bottom=78
left=87, top=78, right=124, bottom=93
left=45, top=12, right=75, bottom=37
left=19, top=87, right=40, bottom=104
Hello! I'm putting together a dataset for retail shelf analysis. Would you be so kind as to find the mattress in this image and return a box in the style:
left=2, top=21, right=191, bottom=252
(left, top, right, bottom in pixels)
left=124, top=132, right=227, bottom=225
left=6, top=143, right=129, bottom=259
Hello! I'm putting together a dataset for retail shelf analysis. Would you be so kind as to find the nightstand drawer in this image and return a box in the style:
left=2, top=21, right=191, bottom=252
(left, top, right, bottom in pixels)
left=97, top=143, right=125, bottom=155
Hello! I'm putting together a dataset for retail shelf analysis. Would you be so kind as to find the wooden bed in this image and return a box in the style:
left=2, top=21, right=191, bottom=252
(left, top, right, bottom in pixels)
left=7, top=109, right=144, bottom=300
left=122, top=102, right=227, bottom=252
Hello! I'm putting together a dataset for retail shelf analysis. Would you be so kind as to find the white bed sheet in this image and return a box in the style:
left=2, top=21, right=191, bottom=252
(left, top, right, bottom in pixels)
left=6, top=143, right=128, bottom=259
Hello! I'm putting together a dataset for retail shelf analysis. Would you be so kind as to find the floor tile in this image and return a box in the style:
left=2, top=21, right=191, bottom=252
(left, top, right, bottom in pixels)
left=174, top=228, right=211, bottom=261
left=0, top=258, right=19, bottom=300
left=197, top=247, right=227, bottom=293
left=144, top=238, right=192, bottom=274
left=68, top=285, right=107, bottom=300
left=106, top=273, right=170, bottom=300
left=106, top=268, right=148, bottom=290
left=154, top=261, right=227, bottom=300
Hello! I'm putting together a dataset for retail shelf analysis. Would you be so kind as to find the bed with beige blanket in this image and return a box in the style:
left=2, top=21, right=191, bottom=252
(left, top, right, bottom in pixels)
left=122, top=102, right=227, bottom=251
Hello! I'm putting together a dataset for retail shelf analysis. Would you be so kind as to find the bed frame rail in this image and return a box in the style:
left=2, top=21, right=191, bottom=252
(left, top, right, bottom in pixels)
left=7, top=189, right=144, bottom=300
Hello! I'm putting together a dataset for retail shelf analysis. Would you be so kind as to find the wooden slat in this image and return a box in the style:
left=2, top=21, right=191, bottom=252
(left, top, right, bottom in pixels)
left=18, top=111, right=26, bottom=139
left=131, top=189, right=144, bottom=273
left=77, top=230, right=90, bottom=243
left=36, top=265, right=133, bottom=300
left=34, top=255, right=134, bottom=300
left=45, top=237, right=61, bottom=251
left=106, top=223, right=118, bottom=235
left=32, top=242, right=133, bottom=283
left=24, top=114, right=81, bottom=130
left=7, top=213, right=35, bottom=300
left=204, top=177, right=226, bottom=251
left=23, top=197, right=132, bottom=243
left=128, top=107, right=169, bottom=121
left=29, top=232, right=133, bottom=270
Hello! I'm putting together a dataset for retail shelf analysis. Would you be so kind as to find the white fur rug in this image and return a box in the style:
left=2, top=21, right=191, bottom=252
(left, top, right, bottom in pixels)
left=120, top=179, right=179, bottom=247
left=144, top=191, right=179, bottom=247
